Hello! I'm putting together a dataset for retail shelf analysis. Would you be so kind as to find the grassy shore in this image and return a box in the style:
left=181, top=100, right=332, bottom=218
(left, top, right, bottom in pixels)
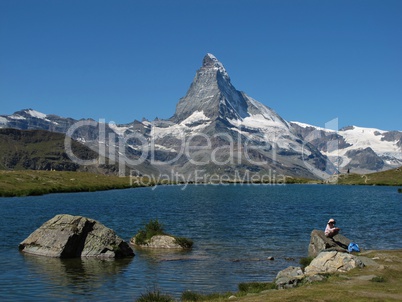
left=336, top=168, right=402, bottom=186
left=176, top=249, right=402, bottom=302
left=236, top=249, right=402, bottom=302
left=0, top=169, right=318, bottom=197
left=2, top=167, right=402, bottom=197
left=0, top=170, right=142, bottom=197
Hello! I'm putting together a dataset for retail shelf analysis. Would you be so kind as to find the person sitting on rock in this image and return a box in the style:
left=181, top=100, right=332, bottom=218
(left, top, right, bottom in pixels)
left=325, top=218, right=340, bottom=238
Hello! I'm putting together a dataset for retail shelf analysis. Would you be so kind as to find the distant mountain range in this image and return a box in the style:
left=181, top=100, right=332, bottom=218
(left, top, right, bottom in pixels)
left=1, top=54, right=401, bottom=180
left=291, top=122, right=402, bottom=174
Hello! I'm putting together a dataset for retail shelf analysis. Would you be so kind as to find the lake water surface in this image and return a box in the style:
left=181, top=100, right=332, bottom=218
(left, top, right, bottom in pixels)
left=0, top=184, right=401, bottom=300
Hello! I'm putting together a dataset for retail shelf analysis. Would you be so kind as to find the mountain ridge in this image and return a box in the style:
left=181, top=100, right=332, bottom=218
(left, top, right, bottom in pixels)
left=1, top=54, right=401, bottom=178
left=2, top=107, right=400, bottom=176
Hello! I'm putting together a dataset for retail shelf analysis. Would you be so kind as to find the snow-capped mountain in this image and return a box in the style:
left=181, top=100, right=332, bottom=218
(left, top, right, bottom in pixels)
left=1, top=54, right=400, bottom=179
left=119, top=53, right=332, bottom=179
left=0, top=108, right=118, bottom=145
left=0, top=109, right=76, bottom=132
left=291, top=122, right=402, bottom=173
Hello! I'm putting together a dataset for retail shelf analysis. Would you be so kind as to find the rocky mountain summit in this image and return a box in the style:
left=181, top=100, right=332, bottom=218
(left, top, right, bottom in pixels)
left=1, top=54, right=401, bottom=178
left=172, top=53, right=249, bottom=123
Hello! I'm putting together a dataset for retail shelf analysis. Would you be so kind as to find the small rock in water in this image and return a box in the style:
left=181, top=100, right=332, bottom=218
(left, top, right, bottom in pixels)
left=267, top=256, right=275, bottom=260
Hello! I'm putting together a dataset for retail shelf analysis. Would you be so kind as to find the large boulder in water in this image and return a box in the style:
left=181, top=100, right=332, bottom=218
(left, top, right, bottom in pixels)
left=308, top=229, right=351, bottom=257
left=19, top=214, right=134, bottom=259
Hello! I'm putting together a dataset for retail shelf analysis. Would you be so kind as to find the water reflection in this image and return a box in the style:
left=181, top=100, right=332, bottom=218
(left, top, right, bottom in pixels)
left=23, top=253, right=133, bottom=295
left=135, top=247, right=207, bottom=262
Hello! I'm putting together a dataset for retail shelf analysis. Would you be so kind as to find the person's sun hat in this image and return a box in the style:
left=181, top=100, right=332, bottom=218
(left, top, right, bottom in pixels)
left=328, top=218, right=336, bottom=224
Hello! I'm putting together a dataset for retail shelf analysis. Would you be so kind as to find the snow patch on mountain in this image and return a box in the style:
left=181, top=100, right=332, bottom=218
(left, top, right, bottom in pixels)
left=338, top=126, right=402, bottom=160
left=108, top=123, right=130, bottom=136
left=152, top=111, right=211, bottom=139
left=228, top=114, right=287, bottom=134
left=9, top=114, right=26, bottom=120
left=246, top=96, right=287, bottom=125
left=152, top=144, right=177, bottom=152
left=142, top=120, right=152, bottom=127
left=227, top=96, right=287, bottom=131
left=0, top=117, right=8, bottom=125
left=180, top=110, right=210, bottom=126
left=26, top=109, right=47, bottom=119
left=291, top=121, right=330, bottom=132
left=225, top=94, right=303, bottom=153
left=228, top=116, right=306, bottom=154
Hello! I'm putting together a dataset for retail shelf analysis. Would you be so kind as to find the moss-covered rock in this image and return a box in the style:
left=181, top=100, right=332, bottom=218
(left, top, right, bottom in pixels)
left=131, top=219, right=193, bottom=249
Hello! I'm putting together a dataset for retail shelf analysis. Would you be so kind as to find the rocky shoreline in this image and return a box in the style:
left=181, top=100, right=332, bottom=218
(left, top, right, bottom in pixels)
left=176, top=231, right=402, bottom=301
left=17, top=214, right=402, bottom=301
left=235, top=248, right=402, bottom=302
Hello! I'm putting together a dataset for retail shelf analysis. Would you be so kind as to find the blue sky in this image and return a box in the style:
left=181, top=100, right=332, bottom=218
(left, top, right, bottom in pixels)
left=1, top=0, right=401, bottom=131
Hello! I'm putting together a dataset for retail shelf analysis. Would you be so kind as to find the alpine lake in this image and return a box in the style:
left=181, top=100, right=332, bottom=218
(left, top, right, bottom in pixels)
left=0, top=184, right=401, bottom=301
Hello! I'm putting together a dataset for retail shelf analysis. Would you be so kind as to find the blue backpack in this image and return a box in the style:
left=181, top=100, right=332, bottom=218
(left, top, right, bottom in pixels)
left=348, top=242, right=360, bottom=253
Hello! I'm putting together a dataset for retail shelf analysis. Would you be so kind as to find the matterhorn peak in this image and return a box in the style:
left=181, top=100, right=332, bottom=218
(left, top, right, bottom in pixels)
left=202, top=53, right=230, bottom=81
left=172, top=53, right=244, bottom=123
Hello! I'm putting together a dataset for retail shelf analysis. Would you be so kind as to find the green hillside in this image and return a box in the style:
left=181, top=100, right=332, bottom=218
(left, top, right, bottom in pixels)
left=0, top=128, right=116, bottom=173
left=336, top=167, right=402, bottom=186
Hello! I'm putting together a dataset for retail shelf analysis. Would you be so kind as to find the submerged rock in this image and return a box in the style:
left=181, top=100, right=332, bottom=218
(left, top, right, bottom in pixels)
left=19, top=214, right=134, bottom=259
